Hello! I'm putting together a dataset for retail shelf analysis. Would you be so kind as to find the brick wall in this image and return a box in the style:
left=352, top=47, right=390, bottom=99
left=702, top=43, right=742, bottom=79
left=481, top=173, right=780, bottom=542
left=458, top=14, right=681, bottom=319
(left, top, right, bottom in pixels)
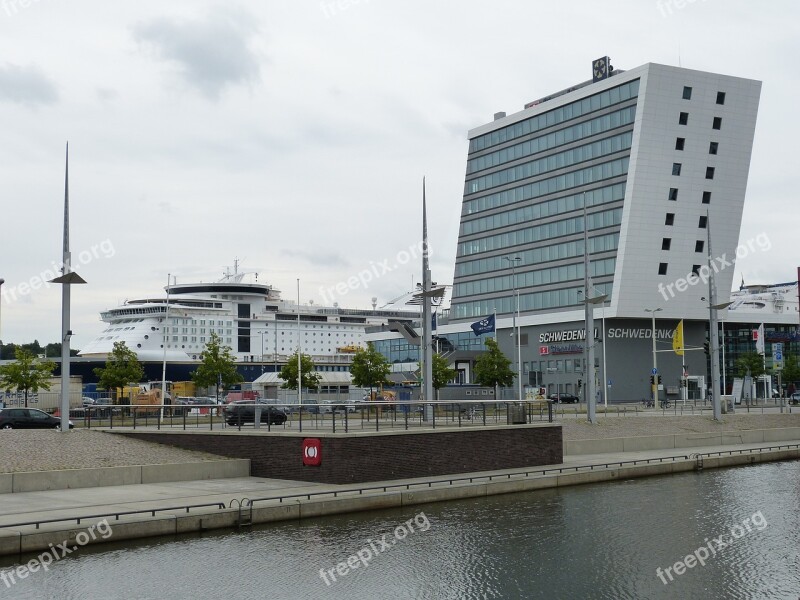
left=118, top=424, right=562, bottom=484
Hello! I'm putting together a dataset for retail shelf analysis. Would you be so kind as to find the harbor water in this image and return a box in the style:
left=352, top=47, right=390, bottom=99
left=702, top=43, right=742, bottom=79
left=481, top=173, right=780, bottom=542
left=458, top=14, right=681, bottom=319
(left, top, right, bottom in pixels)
left=2, top=461, right=798, bottom=599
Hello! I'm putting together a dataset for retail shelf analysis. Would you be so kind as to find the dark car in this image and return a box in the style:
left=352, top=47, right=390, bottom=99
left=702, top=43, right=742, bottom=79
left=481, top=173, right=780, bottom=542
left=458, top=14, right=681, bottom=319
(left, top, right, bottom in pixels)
left=548, top=393, right=580, bottom=404
left=0, top=408, right=74, bottom=430
left=224, top=401, right=287, bottom=426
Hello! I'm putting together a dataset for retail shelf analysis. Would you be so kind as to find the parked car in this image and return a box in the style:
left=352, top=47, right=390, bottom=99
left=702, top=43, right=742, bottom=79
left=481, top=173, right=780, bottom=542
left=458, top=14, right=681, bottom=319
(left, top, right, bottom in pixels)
left=224, top=401, right=287, bottom=426
left=0, top=408, right=74, bottom=430
left=548, top=393, right=580, bottom=404
left=791, top=392, right=800, bottom=406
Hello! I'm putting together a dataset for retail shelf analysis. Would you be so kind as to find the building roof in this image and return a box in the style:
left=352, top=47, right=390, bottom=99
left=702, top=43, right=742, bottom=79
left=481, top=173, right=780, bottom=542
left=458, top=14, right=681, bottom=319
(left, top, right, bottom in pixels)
left=252, top=372, right=353, bottom=386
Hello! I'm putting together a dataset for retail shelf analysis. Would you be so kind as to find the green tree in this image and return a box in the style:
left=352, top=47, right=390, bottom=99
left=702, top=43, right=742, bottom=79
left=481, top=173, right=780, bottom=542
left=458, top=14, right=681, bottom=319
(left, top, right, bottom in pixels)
left=735, top=351, right=765, bottom=379
left=473, top=337, right=515, bottom=393
left=780, top=354, right=800, bottom=386
left=93, top=341, right=145, bottom=402
left=350, top=343, right=391, bottom=398
left=191, top=333, right=243, bottom=402
left=279, top=351, right=322, bottom=390
left=0, top=346, right=56, bottom=407
left=426, top=353, right=457, bottom=398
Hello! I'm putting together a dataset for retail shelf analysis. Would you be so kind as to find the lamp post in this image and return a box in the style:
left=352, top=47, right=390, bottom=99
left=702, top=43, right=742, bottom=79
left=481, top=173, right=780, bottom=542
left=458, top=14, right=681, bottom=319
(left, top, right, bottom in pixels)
left=645, top=308, right=663, bottom=407
left=702, top=296, right=733, bottom=419
left=0, top=278, right=5, bottom=360
left=503, top=255, right=522, bottom=401
left=579, top=289, right=610, bottom=408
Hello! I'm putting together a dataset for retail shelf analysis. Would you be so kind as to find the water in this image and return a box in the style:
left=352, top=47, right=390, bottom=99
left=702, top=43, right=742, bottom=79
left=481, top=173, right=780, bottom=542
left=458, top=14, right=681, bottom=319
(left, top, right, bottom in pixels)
left=2, top=461, right=799, bottom=599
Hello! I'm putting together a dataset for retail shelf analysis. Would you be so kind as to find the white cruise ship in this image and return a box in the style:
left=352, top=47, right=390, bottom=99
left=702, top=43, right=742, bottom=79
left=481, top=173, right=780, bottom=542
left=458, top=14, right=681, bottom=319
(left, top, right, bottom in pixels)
left=79, top=265, right=420, bottom=364
left=728, top=281, right=799, bottom=317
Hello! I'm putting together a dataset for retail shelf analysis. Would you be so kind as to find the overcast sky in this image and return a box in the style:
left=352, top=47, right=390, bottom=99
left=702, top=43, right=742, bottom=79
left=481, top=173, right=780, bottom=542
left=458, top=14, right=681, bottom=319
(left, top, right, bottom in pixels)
left=0, top=0, right=797, bottom=349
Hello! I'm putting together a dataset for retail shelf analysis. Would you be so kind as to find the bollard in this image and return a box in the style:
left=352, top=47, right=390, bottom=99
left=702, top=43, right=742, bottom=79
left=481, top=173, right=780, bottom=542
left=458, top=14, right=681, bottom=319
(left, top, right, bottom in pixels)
left=547, top=400, right=554, bottom=423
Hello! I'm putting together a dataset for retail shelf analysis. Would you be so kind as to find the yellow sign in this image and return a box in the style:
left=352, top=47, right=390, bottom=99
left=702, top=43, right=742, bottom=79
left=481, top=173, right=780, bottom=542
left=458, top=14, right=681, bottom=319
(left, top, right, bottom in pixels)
left=673, top=320, right=684, bottom=356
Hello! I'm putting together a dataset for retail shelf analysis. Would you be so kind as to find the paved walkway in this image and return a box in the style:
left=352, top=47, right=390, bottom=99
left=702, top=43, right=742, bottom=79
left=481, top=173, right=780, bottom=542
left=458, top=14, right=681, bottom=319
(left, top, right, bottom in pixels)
left=1, top=439, right=798, bottom=532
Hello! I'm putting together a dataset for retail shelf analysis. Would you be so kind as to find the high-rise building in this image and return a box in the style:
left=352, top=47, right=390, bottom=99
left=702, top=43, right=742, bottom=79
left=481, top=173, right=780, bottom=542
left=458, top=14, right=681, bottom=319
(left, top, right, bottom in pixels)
left=370, top=61, right=796, bottom=402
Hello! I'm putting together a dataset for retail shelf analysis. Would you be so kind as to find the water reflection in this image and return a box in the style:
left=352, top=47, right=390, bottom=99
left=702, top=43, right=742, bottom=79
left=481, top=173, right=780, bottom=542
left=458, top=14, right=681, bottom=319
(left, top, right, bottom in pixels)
left=1, top=462, right=798, bottom=599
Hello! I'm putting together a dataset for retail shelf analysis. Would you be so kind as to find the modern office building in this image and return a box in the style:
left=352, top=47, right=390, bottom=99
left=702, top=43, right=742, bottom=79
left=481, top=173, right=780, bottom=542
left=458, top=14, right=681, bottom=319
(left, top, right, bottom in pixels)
left=369, top=61, right=799, bottom=401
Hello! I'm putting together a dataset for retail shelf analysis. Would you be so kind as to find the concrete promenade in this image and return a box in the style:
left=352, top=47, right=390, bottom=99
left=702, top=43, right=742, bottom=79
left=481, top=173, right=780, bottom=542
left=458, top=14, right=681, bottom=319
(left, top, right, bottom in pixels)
left=0, top=414, right=798, bottom=558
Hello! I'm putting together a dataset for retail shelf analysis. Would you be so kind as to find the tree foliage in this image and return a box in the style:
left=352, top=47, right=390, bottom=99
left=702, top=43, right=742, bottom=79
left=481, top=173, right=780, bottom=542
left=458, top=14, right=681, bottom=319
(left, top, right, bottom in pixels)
left=429, top=353, right=457, bottom=391
left=279, top=352, right=322, bottom=390
left=473, top=337, right=515, bottom=388
left=350, top=343, right=391, bottom=395
left=191, top=333, right=243, bottom=397
left=780, top=353, right=800, bottom=386
left=0, top=341, right=78, bottom=360
left=735, top=351, right=765, bottom=379
left=0, top=346, right=56, bottom=407
left=93, top=341, right=145, bottom=402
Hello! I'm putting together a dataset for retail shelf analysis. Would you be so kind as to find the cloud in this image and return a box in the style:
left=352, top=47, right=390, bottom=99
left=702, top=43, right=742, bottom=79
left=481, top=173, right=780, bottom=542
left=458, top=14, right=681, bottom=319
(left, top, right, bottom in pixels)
left=281, top=249, right=349, bottom=268
left=132, top=6, right=262, bottom=99
left=0, top=63, right=58, bottom=107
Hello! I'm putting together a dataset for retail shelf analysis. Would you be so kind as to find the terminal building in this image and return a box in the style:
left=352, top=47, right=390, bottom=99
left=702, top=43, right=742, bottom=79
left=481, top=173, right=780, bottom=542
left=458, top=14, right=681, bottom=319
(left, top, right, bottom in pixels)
left=368, top=60, right=799, bottom=402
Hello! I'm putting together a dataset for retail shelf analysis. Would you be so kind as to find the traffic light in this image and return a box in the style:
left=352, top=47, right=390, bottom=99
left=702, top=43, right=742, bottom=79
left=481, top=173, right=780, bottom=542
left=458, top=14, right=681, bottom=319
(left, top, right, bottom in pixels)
left=577, top=379, right=583, bottom=388
left=657, top=375, right=662, bottom=385
left=704, top=342, right=710, bottom=355
left=650, top=375, right=655, bottom=385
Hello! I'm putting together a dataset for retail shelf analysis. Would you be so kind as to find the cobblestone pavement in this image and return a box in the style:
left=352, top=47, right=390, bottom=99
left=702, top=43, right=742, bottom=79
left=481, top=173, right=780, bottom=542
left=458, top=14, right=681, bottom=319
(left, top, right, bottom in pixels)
left=0, top=430, right=226, bottom=473
left=560, top=413, right=800, bottom=440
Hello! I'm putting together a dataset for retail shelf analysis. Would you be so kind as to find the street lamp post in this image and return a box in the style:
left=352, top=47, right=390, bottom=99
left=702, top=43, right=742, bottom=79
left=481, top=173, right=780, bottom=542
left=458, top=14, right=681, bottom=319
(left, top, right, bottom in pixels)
left=503, top=256, right=522, bottom=401
left=0, top=278, right=5, bottom=360
left=579, top=289, right=610, bottom=408
left=645, top=308, right=663, bottom=407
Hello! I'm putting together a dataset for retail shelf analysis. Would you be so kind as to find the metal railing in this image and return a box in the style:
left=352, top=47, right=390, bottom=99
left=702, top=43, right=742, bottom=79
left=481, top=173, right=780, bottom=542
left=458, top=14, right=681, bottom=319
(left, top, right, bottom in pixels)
left=71, top=400, right=557, bottom=432
left=0, top=502, right=227, bottom=531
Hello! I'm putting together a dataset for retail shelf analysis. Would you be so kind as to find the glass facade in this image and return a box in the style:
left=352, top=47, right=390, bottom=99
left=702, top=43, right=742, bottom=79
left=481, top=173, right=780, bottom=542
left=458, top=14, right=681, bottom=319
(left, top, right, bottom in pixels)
left=373, top=332, right=491, bottom=365
left=451, top=77, right=640, bottom=321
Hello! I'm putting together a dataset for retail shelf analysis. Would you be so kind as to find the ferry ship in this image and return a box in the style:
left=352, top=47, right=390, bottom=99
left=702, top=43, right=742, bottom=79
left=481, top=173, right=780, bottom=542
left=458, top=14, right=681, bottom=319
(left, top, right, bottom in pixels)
left=728, top=280, right=799, bottom=316
left=79, top=264, right=420, bottom=369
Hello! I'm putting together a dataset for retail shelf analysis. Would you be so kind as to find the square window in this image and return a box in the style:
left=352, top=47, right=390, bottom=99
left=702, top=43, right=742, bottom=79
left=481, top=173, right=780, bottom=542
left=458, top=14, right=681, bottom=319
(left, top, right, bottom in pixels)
left=665, top=213, right=675, bottom=226
left=658, top=263, right=668, bottom=275
left=682, top=86, right=693, bottom=100
left=675, top=137, right=685, bottom=150
left=662, top=238, right=672, bottom=250
left=716, top=91, right=726, bottom=105
left=699, top=216, right=708, bottom=228
left=713, top=116, right=722, bottom=130
left=695, top=240, right=705, bottom=253
left=668, top=187, right=679, bottom=201
left=705, top=167, right=715, bottom=179
left=679, top=112, right=689, bottom=125
left=672, top=163, right=682, bottom=176
left=702, top=191, right=712, bottom=204
left=692, top=264, right=701, bottom=275
left=709, top=141, right=719, bottom=155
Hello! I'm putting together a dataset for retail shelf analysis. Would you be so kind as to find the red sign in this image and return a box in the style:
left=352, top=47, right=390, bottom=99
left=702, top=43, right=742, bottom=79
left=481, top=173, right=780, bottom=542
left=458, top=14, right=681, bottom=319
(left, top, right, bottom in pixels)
left=539, top=346, right=550, bottom=356
left=302, top=439, right=322, bottom=466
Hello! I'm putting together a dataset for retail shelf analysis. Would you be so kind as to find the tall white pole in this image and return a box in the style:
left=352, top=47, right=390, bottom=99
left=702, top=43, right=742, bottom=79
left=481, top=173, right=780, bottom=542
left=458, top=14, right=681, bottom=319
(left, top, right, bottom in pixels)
left=159, top=274, right=170, bottom=423
left=583, top=199, right=596, bottom=424
left=422, top=179, right=433, bottom=405
left=721, top=318, right=727, bottom=393
left=644, top=308, right=662, bottom=407
left=516, top=286, right=522, bottom=402
left=602, top=301, right=608, bottom=407
left=0, top=279, right=5, bottom=361
left=297, top=278, right=302, bottom=407
left=707, top=213, right=722, bottom=420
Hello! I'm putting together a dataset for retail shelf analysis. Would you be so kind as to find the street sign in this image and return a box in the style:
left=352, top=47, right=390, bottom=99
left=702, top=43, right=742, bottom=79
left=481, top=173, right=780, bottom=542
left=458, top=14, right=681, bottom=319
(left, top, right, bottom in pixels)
left=651, top=368, right=658, bottom=375
left=608, top=379, right=612, bottom=387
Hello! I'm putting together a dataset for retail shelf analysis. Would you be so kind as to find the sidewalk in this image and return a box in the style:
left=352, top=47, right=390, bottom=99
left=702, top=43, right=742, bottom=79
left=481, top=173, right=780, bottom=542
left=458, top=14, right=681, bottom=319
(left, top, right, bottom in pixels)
left=1, top=439, right=798, bottom=533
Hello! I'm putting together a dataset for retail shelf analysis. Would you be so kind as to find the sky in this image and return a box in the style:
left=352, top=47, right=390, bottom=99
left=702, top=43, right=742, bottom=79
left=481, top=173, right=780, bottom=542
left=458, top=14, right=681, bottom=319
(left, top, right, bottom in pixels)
left=0, top=0, right=798, bottom=350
